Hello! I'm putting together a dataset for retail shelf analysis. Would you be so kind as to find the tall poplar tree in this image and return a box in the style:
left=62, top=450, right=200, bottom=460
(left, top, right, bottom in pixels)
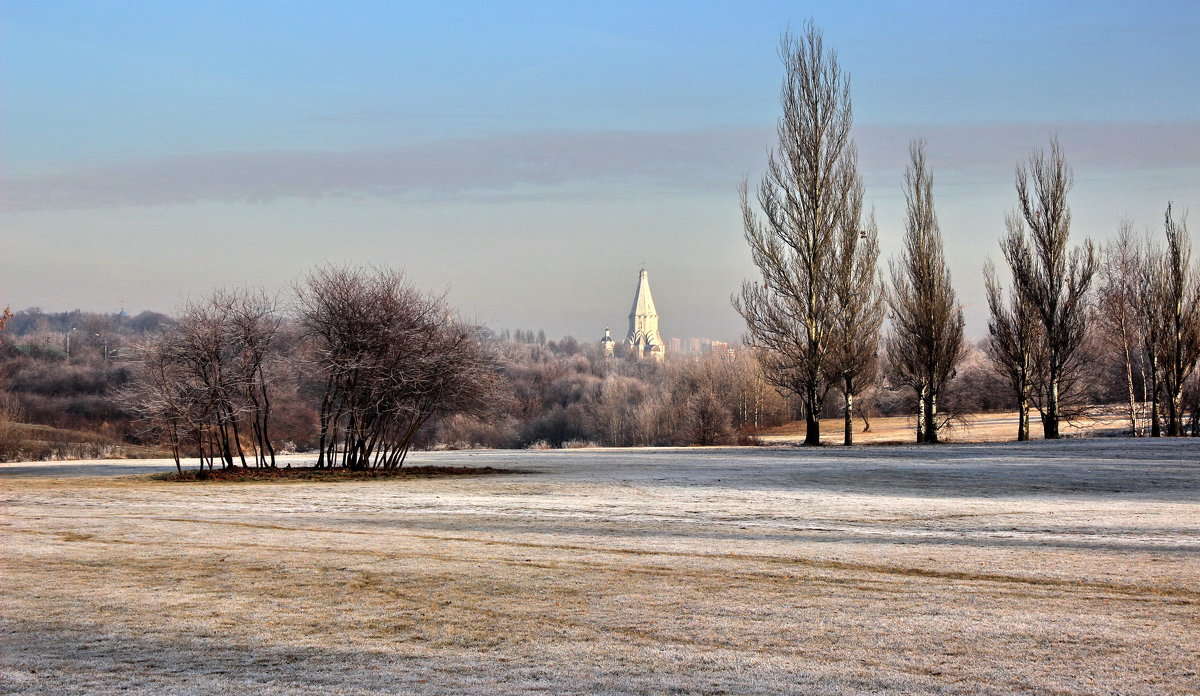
left=886, top=140, right=965, bottom=444
left=1003, top=138, right=1097, bottom=439
left=734, top=21, right=863, bottom=446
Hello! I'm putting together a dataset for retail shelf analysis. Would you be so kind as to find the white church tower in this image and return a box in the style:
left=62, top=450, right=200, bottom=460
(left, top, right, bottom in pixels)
left=600, top=326, right=615, bottom=357
left=625, top=267, right=664, bottom=360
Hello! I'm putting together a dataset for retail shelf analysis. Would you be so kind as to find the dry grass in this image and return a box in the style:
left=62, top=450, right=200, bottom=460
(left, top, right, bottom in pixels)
left=0, top=422, right=169, bottom=462
left=758, top=410, right=1131, bottom=444
left=1, top=440, right=1197, bottom=695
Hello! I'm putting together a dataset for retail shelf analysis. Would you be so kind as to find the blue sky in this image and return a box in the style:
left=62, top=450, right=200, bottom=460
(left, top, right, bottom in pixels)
left=3, top=1, right=1199, bottom=340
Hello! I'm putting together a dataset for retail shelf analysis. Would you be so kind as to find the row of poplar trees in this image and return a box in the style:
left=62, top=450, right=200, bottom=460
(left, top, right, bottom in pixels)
left=737, top=22, right=1197, bottom=445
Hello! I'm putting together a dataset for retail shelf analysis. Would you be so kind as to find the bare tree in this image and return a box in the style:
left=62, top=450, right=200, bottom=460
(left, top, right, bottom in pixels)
left=984, top=249, right=1039, bottom=441
left=827, top=211, right=883, bottom=445
left=125, top=334, right=205, bottom=475
left=886, top=140, right=966, bottom=443
left=1135, top=236, right=1168, bottom=437
left=1096, top=221, right=1145, bottom=435
left=1152, top=204, right=1200, bottom=436
left=734, top=21, right=860, bottom=445
left=684, top=385, right=735, bottom=446
left=0, top=307, right=16, bottom=445
left=0, top=307, right=11, bottom=392
left=1003, top=138, right=1097, bottom=439
left=124, top=289, right=284, bottom=471
left=298, top=266, right=504, bottom=470
left=226, top=291, right=283, bottom=466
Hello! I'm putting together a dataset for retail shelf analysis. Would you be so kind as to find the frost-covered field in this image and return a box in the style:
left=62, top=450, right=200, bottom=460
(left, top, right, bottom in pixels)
left=2, top=441, right=1198, bottom=695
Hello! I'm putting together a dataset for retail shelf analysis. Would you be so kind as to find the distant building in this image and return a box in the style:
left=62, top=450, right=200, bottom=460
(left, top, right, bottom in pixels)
left=669, top=336, right=682, bottom=354
left=600, top=326, right=615, bottom=358
left=624, top=267, right=663, bottom=360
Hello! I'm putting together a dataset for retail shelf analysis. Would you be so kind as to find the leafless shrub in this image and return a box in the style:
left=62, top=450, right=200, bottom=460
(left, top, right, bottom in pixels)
left=298, top=266, right=505, bottom=470
left=124, top=289, right=283, bottom=473
left=684, top=385, right=735, bottom=446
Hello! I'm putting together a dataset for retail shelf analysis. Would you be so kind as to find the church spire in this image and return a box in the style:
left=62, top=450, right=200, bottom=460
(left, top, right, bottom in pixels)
left=625, top=267, right=663, bottom=359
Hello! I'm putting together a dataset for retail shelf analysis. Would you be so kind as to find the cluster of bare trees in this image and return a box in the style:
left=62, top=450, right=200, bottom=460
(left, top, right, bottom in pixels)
left=461, top=341, right=792, bottom=449
left=298, top=267, right=504, bottom=470
left=125, top=267, right=505, bottom=472
left=985, top=140, right=1098, bottom=440
left=738, top=22, right=1198, bottom=444
left=736, top=23, right=960, bottom=446
left=1093, top=206, right=1200, bottom=437
left=984, top=145, right=1200, bottom=440
left=126, top=290, right=282, bottom=473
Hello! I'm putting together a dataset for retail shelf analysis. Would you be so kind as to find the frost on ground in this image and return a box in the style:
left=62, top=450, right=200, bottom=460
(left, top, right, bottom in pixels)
left=1, top=441, right=1198, bottom=695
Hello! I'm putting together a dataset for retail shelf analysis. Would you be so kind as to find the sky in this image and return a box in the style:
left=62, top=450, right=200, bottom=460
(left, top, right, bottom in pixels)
left=3, top=1, right=1199, bottom=341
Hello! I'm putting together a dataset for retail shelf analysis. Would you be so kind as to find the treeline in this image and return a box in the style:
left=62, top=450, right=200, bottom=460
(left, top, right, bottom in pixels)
left=436, top=341, right=793, bottom=449
left=0, top=308, right=168, bottom=435
left=0, top=267, right=801, bottom=468
left=736, top=22, right=1199, bottom=445
left=0, top=274, right=799, bottom=464
left=0, top=284, right=1161, bottom=466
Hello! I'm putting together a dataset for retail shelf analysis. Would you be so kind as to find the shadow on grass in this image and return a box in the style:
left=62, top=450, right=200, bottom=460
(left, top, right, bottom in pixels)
left=150, top=465, right=526, bottom=483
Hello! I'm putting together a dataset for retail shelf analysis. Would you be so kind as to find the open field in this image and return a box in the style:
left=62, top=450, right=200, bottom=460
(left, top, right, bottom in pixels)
left=2, top=441, right=1198, bottom=695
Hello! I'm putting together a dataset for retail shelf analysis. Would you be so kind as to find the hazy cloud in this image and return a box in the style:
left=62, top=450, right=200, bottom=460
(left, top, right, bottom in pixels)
left=5, top=122, right=1198, bottom=211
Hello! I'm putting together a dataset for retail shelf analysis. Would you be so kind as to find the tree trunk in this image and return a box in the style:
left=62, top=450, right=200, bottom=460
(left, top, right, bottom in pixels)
left=804, top=384, right=821, bottom=445
left=228, top=411, right=249, bottom=467
left=218, top=421, right=234, bottom=468
left=843, top=384, right=853, bottom=446
left=915, top=385, right=926, bottom=443
left=1167, top=388, right=1183, bottom=436
left=1121, top=330, right=1138, bottom=436
left=259, top=373, right=276, bottom=468
left=1017, top=386, right=1029, bottom=442
left=1044, top=376, right=1060, bottom=439
left=1149, top=360, right=1161, bottom=437
left=924, top=390, right=939, bottom=444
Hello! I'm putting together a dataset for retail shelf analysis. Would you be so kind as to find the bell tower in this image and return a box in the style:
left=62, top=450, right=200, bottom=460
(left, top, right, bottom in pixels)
left=624, top=267, right=663, bottom=360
